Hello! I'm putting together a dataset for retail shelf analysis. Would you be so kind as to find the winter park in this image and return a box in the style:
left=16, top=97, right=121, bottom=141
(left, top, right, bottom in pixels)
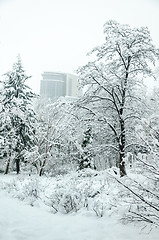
left=0, top=0, right=159, bottom=239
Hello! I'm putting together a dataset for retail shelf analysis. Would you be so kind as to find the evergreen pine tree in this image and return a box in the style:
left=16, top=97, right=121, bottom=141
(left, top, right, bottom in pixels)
left=0, top=56, right=37, bottom=174
left=79, top=127, right=94, bottom=170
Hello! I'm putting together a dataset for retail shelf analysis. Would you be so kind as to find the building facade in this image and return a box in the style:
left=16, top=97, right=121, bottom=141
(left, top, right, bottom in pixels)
left=40, top=72, right=79, bottom=101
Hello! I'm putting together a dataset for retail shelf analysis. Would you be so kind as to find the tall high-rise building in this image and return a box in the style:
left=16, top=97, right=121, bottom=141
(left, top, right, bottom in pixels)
left=40, top=72, right=79, bottom=101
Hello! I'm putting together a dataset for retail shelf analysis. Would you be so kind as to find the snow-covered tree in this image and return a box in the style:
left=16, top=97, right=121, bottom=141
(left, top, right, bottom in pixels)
left=117, top=114, right=159, bottom=226
left=25, top=97, right=79, bottom=176
left=78, top=127, right=94, bottom=170
left=0, top=56, right=37, bottom=174
left=77, top=20, right=159, bottom=176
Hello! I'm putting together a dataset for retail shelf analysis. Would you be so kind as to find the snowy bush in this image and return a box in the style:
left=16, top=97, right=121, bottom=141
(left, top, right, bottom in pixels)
left=112, top=173, right=159, bottom=228
left=44, top=169, right=120, bottom=216
left=2, top=167, right=158, bottom=227
left=44, top=176, right=91, bottom=214
left=1, top=176, right=42, bottom=206
left=16, top=178, right=40, bottom=206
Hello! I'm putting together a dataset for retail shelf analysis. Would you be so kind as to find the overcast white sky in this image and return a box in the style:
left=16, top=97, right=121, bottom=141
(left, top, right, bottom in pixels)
left=0, top=0, right=159, bottom=93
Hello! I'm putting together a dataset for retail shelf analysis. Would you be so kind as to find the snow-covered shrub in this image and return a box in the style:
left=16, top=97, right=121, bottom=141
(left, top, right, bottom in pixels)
left=44, top=176, right=90, bottom=214
left=1, top=176, right=42, bottom=206
left=16, top=178, right=40, bottom=206
left=0, top=178, right=19, bottom=193
left=44, top=169, right=120, bottom=216
left=93, top=197, right=107, bottom=217
left=93, top=191, right=118, bottom=217
left=113, top=173, right=159, bottom=228
left=119, top=115, right=159, bottom=227
left=0, top=168, right=131, bottom=219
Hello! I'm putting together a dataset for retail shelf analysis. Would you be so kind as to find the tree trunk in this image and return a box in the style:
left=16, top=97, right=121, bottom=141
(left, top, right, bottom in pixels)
left=119, top=157, right=127, bottom=177
left=39, top=159, right=46, bottom=176
left=4, top=151, right=11, bottom=175
left=119, top=118, right=127, bottom=177
left=15, top=158, right=20, bottom=174
left=118, top=59, right=130, bottom=177
left=4, top=158, right=10, bottom=175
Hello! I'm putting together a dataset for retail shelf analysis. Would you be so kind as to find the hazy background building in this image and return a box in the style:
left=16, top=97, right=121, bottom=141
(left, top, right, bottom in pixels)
left=40, top=72, right=79, bottom=101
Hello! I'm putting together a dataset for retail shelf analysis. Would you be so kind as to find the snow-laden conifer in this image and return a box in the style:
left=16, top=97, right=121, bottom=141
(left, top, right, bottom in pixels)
left=0, top=56, right=37, bottom=174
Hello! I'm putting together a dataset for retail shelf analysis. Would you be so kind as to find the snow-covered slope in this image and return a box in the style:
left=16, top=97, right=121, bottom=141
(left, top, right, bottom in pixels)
left=0, top=190, right=158, bottom=240
left=0, top=172, right=159, bottom=240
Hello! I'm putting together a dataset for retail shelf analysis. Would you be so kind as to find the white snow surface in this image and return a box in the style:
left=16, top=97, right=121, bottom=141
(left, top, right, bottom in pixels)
left=0, top=174, right=158, bottom=240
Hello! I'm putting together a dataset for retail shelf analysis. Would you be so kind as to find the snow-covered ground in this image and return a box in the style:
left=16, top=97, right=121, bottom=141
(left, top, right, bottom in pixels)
left=0, top=173, right=159, bottom=240
left=0, top=190, right=158, bottom=240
